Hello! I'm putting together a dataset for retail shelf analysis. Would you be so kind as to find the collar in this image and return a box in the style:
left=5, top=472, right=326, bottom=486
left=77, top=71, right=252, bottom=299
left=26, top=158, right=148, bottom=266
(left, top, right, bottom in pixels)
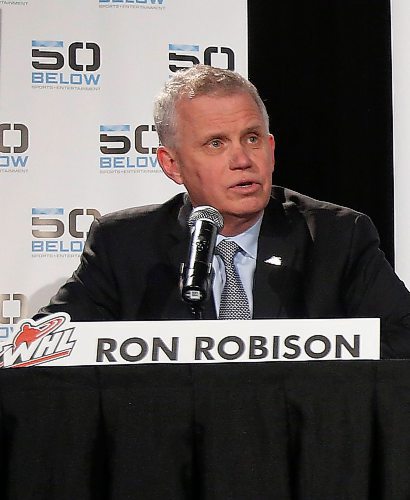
left=216, top=215, right=263, bottom=259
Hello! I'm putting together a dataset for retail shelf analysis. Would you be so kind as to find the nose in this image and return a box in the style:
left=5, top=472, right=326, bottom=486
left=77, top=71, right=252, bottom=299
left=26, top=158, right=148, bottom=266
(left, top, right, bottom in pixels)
left=229, top=142, right=252, bottom=170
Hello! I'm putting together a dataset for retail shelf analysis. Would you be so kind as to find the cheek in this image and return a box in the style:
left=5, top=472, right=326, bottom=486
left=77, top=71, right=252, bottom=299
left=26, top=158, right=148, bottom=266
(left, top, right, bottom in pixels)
left=190, top=163, right=217, bottom=184
left=180, top=167, right=207, bottom=196
left=264, top=154, right=275, bottom=175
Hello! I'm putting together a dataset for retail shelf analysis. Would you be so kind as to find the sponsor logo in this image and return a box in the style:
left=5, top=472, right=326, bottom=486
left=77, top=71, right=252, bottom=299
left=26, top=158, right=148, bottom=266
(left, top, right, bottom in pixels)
left=0, top=314, right=76, bottom=368
left=168, top=44, right=235, bottom=72
left=99, top=0, right=165, bottom=10
left=0, top=294, right=28, bottom=340
left=0, top=123, right=29, bottom=173
left=99, top=124, right=160, bottom=174
left=31, top=40, right=101, bottom=91
left=31, top=207, right=101, bottom=257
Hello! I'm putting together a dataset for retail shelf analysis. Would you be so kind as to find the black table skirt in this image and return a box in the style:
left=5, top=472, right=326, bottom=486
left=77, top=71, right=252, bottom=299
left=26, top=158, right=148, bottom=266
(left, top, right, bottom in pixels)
left=1, top=361, right=410, bottom=499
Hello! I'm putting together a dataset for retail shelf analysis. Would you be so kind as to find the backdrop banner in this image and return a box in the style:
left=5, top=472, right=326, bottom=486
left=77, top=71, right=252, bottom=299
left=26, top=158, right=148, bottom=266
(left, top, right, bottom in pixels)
left=0, top=0, right=248, bottom=339
left=391, top=0, right=410, bottom=289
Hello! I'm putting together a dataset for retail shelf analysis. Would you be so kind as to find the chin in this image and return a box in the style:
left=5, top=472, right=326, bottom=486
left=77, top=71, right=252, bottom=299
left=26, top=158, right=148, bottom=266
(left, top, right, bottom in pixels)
left=237, top=200, right=267, bottom=216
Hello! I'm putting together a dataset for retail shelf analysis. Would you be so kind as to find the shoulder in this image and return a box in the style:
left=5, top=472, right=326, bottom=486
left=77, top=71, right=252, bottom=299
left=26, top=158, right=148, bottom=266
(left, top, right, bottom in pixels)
left=92, top=192, right=186, bottom=231
left=271, top=186, right=362, bottom=218
left=269, top=185, right=377, bottom=240
left=82, top=193, right=187, bottom=251
left=270, top=185, right=370, bottom=225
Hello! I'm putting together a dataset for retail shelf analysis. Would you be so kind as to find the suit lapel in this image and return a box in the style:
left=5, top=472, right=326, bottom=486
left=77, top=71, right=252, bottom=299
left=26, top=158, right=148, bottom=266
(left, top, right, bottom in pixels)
left=253, top=195, right=309, bottom=319
left=164, top=215, right=193, bottom=319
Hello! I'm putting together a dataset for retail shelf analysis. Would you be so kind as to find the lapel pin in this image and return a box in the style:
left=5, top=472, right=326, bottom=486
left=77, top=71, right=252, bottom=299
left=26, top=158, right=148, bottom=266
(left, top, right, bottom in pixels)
left=264, top=255, right=282, bottom=266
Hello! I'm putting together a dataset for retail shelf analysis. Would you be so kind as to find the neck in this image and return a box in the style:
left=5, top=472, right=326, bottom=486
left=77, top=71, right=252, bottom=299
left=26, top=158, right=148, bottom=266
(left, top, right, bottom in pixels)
left=220, top=212, right=263, bottom=237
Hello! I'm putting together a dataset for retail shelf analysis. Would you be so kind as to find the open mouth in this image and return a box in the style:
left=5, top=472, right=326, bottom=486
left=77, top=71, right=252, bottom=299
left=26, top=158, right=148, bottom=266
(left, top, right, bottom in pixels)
left=232, top=180, right=258, bottom=189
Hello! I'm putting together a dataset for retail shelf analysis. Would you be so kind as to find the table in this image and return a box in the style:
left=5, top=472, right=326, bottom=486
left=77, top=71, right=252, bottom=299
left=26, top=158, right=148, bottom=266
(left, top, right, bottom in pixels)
left=1, top=361, right=410, bottom=499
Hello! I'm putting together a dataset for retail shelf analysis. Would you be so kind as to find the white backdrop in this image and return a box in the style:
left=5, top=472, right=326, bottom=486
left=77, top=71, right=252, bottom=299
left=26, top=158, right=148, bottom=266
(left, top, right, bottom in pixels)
left=0, top=0, right=248, bottom=338
left=391, top=0, right=410, bottom=290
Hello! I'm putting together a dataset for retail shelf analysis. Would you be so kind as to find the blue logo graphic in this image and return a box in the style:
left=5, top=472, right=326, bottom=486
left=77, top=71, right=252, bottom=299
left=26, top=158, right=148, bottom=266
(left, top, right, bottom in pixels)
left=0, top=123, right=29, bottom=172
left=31, top=207, right=101, bottom=256
left=0, top=293, right=28, bottom=340
left=31, top=40, right=101, bottom=89
left=99, top=124, right=160, bottom=173
left=168, top=43, right=235, bottom=72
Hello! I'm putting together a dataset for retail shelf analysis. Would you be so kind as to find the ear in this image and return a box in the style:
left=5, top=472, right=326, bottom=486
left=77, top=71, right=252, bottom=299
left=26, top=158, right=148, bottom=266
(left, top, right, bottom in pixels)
left=269, top=134, right=275, bottom=173
left=157, top=146, right=184, bottom=185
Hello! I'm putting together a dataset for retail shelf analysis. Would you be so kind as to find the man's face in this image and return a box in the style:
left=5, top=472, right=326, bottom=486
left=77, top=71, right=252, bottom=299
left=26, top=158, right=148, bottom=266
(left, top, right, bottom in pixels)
left=158, top=92, right=275, bottom=235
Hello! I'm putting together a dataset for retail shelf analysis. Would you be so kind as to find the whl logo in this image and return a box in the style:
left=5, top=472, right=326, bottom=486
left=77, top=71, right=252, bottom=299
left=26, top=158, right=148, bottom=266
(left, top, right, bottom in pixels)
left=0, top=314, right=76, bottom=368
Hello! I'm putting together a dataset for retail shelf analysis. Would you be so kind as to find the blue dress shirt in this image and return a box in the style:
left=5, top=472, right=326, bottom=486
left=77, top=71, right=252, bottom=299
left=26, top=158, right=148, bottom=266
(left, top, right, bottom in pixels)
left=212, top=215, right=263, bottom=317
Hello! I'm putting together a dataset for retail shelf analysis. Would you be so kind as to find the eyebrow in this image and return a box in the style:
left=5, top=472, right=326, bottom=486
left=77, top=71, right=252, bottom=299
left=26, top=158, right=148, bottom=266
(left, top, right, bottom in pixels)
left=242, top=124, right=265, bottom=135
left=204, top=124, right=265, bottom=142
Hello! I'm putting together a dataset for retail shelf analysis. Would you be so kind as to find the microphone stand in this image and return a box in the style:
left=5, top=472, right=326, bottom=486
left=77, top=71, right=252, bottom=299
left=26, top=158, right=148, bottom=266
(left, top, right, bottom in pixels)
left=180, top=262, right=207, bottom=320
left=190, top=304, right=203, bottom=320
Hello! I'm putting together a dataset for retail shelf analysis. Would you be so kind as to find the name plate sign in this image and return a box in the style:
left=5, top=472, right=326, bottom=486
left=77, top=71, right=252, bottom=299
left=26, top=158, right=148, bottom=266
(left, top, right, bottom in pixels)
left=0, top=313, right=380, bottom=368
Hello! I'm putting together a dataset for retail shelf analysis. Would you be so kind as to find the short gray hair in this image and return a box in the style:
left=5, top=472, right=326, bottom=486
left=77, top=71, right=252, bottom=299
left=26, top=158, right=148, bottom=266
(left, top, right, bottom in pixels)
left=153, top=64, right=270, bottom=148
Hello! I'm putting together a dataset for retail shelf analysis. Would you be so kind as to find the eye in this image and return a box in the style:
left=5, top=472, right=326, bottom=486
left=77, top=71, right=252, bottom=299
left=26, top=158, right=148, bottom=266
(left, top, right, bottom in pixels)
left=209, top=139, right=222, bottom=148
left=248, top=134, right=259, bottom=144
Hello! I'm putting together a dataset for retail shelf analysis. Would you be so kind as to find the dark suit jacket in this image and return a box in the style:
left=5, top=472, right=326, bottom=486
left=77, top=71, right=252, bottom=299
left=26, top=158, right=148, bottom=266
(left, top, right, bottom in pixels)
left=36, top=186, right=410, bottom=358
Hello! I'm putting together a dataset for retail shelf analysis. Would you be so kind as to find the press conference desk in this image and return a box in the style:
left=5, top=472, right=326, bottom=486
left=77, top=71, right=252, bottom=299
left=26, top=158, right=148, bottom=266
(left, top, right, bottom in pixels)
left=0, top=361, right=409, bottom=499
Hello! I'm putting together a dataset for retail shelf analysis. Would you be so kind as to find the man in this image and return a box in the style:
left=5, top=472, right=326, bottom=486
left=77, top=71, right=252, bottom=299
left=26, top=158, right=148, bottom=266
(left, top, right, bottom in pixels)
left=36, top=64, right=410, bottom=358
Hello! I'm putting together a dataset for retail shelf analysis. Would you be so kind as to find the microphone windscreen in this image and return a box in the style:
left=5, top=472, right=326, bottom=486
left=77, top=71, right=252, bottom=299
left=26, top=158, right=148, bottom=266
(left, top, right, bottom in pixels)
left=188, top=206, right=224, bottom=231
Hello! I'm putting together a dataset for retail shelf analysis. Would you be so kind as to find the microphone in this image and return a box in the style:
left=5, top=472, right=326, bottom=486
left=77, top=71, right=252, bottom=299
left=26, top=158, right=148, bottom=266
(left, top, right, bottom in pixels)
left=180, top=205, right=224, bottom=306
